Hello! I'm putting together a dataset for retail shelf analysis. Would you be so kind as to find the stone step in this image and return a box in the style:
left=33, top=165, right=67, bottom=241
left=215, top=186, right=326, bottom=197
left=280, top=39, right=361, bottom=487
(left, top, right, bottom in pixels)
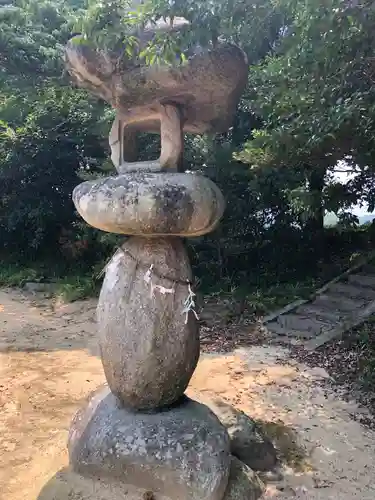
left=295, top=304, right=344, bottom=323
left=266, top=320, right=329, bottom=340
left=347, top=274, right=375, bottom=290
left=276, top=313, right=333, bottom=336
left=264, top=265, right=375, bottom=346
left=328, top=282, right=375, bottom=301
left=268, top=334, right=305, bottom=346
left=313, top=293, right=365, bottom=312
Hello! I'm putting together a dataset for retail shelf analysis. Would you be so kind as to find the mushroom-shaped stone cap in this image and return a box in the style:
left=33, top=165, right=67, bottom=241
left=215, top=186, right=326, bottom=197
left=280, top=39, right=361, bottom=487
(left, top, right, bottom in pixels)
left=65, top=37, right=248, bottom=134
left=73, top=172, right=225, bottom=237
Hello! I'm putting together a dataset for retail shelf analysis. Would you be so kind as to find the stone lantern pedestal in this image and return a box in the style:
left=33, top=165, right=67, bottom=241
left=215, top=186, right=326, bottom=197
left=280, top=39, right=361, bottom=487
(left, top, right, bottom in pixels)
left=37, top=13, right=267, bottom=500
left=68, top=170, right=232, bottom=500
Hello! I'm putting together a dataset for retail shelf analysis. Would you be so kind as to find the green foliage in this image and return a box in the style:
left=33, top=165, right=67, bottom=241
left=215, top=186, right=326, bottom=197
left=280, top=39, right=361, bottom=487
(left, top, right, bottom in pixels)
left=0, top=86, right=108, bottom=254
left=0, top=0, right=82, bottom=89
left=0, top=259, right=100, bottom=302
left=54, top=275, right=98, bottom=302
left=0, top=263, right=40, bottom=287
left=1, top=0, right=375, bottom=312
left=237, top=0, right=375, bottom=226
left=0, top=0, right=111, bottom=256
left=74, top=0, right=286, bottom=65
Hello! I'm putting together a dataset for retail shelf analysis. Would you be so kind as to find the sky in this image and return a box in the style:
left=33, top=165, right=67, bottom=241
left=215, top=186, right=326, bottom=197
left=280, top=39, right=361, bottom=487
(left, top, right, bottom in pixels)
left=332, top=163, right=371, bottom=216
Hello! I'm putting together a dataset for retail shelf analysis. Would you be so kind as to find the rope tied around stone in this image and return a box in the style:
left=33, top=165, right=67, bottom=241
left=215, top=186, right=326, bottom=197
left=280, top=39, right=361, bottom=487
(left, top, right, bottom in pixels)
left=143, top=264, right=175, bottom=298
left=97, top=246, right=199, bottom=323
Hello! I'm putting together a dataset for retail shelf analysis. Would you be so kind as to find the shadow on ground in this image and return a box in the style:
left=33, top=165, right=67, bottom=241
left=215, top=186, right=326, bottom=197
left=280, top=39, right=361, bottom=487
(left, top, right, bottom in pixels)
left=37, top=467, right=151, bottom=500
left=257, top=420, right=311, bottom=472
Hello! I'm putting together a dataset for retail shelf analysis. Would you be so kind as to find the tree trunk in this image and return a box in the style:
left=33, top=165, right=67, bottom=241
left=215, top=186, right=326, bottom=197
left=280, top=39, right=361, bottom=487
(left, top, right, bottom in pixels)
left=306, top=166, right=326, bottom=235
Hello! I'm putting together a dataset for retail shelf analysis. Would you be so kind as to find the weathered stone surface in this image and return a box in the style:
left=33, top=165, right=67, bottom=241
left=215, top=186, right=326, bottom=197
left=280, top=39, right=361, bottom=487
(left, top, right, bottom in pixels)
left=277, top=313, right=334, bottom=335
left=65, top=37, right=248, bottom=136
left=98, top=237, right=199, bottom=410
left=73, top=172, right=225, bottom=237
left=69, top=388, right=231, bottom=500
left=222, top=457, right=265, bottom=500
left=195, top=397, right=277, bottom=471
left=109, top=105, right=185, bottom=173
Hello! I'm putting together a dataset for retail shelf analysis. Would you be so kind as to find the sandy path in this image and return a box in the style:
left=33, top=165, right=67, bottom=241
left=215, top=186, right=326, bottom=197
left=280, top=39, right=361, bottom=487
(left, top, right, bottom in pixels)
left=1, top=288, right=375, bottom=499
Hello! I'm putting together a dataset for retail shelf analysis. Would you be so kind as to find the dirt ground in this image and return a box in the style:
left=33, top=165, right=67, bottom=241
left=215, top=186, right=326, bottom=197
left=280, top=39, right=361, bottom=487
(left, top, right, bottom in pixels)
left=1, top=288, right=375, bottom=500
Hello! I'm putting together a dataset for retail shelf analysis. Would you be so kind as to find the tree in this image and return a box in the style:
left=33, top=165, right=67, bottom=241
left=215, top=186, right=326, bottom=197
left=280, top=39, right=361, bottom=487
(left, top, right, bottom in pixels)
left=76, top=0, right=286, bottom=64
left=2, top=0, right=374, bottom=287
left=0, top=0, right=108, bottom=257
left=237, top=0, right=375, bottom=232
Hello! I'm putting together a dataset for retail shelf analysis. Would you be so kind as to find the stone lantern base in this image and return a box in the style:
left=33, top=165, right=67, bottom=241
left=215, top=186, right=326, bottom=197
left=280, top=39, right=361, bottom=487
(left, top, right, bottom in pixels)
left=68, top=387, right=231, bottom=500
left=37, top=172, right=266, bottom=500
left=38, top=458, right=264, bottom=500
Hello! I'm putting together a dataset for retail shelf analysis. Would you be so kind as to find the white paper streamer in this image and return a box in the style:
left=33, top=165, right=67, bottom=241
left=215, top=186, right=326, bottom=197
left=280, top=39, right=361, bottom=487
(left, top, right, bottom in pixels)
left=144, top=264, right=174, bottom=298
left=182, top=283, right=199, bottom=324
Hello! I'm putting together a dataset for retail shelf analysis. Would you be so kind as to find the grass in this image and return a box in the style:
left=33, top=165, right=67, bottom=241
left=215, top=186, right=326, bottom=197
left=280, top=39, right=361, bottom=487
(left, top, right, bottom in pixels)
left=54, top=276, right=98, bottom=303
left=244, top=279, right=319, bottom=315
left=0, top=234, right=371, bottom=309
left=202, top=243, right=373, bottom=318
left=0, top=261, right=100, bottom=303
left=0, top=258, right=319, bottom=311
left=0, top=264, right=41, bottom=287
